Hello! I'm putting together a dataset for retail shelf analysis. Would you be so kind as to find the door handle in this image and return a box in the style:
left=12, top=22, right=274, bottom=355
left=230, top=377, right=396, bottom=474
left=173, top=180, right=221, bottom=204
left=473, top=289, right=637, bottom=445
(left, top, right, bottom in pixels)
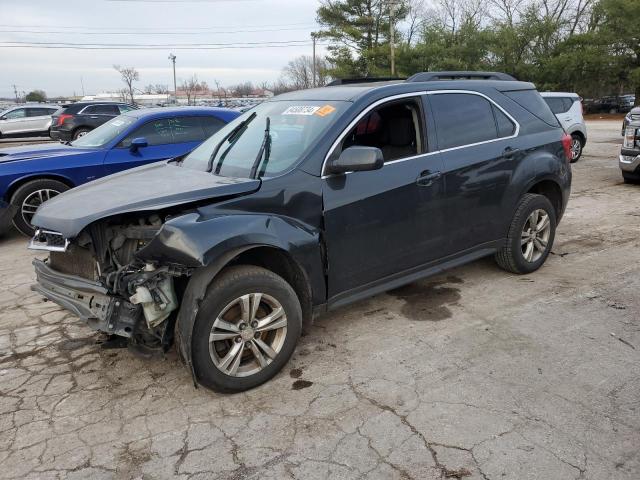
left=416, top=170, right=442, bottom=187
left=502, top=147, right=520, bottom=158
left=90, top=116, right=99, bottom=119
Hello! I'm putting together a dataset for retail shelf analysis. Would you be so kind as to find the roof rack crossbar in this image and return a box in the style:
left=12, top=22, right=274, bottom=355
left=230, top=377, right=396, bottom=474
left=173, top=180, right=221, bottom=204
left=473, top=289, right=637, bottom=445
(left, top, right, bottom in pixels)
left=406, top=71, right=517, bottom=82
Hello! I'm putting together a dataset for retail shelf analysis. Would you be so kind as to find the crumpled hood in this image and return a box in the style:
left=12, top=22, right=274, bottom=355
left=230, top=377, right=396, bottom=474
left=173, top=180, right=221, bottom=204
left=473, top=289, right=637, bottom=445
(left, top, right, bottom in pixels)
left=32, top=161, right=260, bottom=238
left=0, top=143, right=95, bottom=163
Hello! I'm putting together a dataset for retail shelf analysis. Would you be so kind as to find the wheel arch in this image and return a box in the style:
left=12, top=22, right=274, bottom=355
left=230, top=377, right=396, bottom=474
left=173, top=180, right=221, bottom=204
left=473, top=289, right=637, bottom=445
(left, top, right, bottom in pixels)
left=526, top=178, right=563, bottom=221
left=5, top=174, right=75, bottom=203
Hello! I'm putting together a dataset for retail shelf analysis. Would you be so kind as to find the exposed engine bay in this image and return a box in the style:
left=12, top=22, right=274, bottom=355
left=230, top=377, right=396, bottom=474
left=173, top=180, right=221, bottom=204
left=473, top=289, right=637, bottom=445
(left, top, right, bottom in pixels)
left=31, top=214, right=190, bottom=352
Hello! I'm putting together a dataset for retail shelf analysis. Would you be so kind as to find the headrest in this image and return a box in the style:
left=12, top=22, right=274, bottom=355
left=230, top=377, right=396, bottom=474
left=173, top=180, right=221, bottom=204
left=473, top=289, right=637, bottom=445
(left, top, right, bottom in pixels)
left=387, top=117, right=413, bottom=146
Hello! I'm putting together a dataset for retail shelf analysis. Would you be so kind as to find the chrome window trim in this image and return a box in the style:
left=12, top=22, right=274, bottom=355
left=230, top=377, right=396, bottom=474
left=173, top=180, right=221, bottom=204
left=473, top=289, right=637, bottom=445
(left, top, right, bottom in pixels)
left=321, top=89, right=520, bottom=179
left=78, top=104, right=119, bottom=115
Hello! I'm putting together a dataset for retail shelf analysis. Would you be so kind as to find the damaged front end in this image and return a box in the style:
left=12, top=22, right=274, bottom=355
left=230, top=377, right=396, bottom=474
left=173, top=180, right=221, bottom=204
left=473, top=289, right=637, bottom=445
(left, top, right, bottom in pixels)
left=30, top=215, right=188, bottom=352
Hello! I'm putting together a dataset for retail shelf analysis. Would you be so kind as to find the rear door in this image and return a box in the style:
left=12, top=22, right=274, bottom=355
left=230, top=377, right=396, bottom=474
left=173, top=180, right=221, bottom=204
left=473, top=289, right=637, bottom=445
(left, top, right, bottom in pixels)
left=26, top=107, right=56, bottom=132
left=81, top=104, right=121, bottom=128
left=427, top=91, right=519, bottom=255
left=102, top=116, right=208, bottom=175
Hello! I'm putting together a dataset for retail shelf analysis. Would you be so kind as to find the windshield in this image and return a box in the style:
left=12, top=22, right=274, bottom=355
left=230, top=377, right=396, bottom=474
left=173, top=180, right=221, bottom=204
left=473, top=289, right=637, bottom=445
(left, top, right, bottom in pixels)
left=71, top=115, right=136, bottom=148
left=181, top=100, right=349, bottom=178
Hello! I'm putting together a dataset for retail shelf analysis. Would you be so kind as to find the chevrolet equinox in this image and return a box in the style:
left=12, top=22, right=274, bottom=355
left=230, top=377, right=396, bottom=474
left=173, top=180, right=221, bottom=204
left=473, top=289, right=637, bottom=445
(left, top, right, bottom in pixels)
left=29, top=72, right=572, bottom=392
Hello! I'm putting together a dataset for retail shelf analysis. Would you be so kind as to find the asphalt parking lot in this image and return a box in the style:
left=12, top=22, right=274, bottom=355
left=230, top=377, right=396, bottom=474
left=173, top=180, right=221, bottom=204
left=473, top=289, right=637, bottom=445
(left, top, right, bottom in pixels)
left=0, top=120, right=638, bottom=480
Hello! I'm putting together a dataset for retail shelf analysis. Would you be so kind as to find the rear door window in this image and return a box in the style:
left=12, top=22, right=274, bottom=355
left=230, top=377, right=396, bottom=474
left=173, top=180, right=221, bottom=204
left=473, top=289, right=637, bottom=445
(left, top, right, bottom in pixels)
left=84, top=104, right=120, bottom=115
left=429, top=93, right=499, bottom=150
left=26, top=108, right=53, bottom=117
left=170, top=116, right=206, bottom=143
left=200, top=116, right=226, bottom=137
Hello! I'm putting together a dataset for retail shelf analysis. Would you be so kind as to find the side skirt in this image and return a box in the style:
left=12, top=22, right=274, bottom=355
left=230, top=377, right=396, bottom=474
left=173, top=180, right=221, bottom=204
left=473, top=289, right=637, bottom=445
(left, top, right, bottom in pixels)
left=324, top=239, right=504, bottom=312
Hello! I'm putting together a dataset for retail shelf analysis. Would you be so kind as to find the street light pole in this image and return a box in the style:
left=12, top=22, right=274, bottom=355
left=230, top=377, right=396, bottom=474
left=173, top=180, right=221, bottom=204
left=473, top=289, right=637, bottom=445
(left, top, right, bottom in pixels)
left=389, top=0, right=396, bottom=76
left=168, top=53, right=177, bottom=104
left=311, top=32, right=318, bottom=88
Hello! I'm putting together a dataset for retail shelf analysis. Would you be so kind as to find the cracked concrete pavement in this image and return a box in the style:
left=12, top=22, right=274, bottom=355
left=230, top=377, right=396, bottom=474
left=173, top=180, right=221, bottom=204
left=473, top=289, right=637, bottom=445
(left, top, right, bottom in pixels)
left=0, top=120, right=639, bottom=479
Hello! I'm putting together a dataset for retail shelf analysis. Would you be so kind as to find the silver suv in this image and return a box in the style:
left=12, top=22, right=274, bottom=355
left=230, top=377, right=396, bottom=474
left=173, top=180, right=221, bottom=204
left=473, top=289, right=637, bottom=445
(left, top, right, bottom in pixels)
left=541, top=92, right=587, bottom=162
left=0, top=104, right=60, bottom=138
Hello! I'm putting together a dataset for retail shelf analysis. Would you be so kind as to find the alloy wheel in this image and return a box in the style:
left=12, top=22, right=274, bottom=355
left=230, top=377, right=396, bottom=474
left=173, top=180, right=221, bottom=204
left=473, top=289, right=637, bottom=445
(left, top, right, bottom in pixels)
left=571, top=138, right=581, bottom=160
left=521, top=209, right=551, bottom=263
left=209, top=293, right=288, bottom=377
left=21, top=189, right=61, bottom=226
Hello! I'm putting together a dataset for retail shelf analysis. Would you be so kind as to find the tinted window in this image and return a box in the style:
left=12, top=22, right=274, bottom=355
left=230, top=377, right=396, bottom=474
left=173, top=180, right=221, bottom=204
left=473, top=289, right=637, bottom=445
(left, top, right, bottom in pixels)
left=84, top=104, right=119, bottom=115
left=3, top=108, right=26, bottom=119
left=119, top=119, right=173, bottom=148
left=200, top=116, right=225, bottom=137
left=505, top=90, right=559, bottom=126
left=430, top=93, right=497, bottom=149
left=544, top=97, right=568, bottom=114
left=47, top=108, right=59, bottom=115
left=118, top=105, right=135, bottom=113
left=171, top=116, right=205, bottom=143
left=26, top=108, right=54, bottom=117
left=493, top=106, right=516, bottom=137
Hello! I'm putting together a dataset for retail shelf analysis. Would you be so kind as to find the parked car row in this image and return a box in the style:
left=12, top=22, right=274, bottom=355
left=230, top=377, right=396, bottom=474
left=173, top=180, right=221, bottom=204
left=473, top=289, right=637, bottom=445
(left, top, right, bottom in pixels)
left=17, top=71, right=574, bottom=392
left=583, top=94, right=635, bottom=114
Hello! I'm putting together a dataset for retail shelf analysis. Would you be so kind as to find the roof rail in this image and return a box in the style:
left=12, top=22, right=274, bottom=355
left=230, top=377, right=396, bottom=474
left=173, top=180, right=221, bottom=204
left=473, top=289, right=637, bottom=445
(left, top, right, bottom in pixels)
left=406, top=71, right=517, bottom=82
left=327, top=77, right=405, bottom=86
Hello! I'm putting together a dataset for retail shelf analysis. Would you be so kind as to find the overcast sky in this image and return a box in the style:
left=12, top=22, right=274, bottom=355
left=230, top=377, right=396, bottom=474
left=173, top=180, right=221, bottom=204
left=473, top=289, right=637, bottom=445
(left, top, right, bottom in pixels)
left=0, top=0, right=325, bottom=98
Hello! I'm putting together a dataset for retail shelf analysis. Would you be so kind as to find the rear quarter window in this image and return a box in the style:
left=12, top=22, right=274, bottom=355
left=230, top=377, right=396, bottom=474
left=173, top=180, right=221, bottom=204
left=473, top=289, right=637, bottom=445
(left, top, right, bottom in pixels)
left=505, top=90, right=560, bottom=127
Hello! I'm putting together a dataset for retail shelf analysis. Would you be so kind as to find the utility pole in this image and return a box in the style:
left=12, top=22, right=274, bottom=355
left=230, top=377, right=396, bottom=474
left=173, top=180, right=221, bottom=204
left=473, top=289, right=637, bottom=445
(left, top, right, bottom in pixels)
left=389, top=0, right=396, bottom=76
left=168, top=53, right=177, bottom=104
left=311, top=32, right=318, bottom=88
left=12, top=84, right=19, bottom=103
left=80, top=76, right=85, bottom=96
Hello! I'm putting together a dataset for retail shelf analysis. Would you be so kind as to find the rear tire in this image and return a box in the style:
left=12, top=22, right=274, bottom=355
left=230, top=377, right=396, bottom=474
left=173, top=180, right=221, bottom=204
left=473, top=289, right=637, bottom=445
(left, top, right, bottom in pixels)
left=570, top=134, right=583, bottom=163
left=495, top=194, right=556, bottom=274
left=73, top=128, right=91, bottom=140
left=10, top=179, right=69, bottom=237
left=191, top=265, right=302, bottom=393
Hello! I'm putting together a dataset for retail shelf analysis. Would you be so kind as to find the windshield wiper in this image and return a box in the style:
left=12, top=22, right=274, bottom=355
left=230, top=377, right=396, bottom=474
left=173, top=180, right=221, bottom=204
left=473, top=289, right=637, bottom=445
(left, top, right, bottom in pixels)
left=250, top=117, right=271, bottom=179
left=206, top=112, right=257, bottom=173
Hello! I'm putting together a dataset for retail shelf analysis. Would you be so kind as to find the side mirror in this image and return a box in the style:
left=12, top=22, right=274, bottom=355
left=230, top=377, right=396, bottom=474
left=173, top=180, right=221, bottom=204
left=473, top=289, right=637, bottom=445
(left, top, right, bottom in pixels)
left=129, top=137, right=148, bottom=152
left=328, top=146, right=384, bottom=175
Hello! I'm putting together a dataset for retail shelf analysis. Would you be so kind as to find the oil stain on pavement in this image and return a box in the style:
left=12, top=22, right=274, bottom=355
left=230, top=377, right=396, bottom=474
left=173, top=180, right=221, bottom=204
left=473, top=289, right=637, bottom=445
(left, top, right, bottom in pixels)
left=388, top=276, right=463, bottom=321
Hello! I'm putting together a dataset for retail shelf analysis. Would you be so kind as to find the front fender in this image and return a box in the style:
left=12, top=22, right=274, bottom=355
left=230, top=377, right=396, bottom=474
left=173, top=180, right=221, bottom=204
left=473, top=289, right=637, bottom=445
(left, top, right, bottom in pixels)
left=136, top=212, right=325, bottom=383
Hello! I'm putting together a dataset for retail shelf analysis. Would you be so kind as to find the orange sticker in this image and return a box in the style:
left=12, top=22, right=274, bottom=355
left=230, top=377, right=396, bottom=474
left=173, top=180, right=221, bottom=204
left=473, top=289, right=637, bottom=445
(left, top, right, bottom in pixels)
left=315, top=105, right=336, bottom=117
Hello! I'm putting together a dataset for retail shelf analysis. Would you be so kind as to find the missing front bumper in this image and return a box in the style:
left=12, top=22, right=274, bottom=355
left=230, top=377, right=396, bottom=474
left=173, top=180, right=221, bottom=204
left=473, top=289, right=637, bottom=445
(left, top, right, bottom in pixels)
left=32, top=259, right=139, bottom=337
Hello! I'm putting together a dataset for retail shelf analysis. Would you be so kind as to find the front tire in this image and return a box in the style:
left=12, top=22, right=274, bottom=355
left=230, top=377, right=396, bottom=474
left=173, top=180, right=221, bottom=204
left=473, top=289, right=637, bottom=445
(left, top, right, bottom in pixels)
left=191, top=265, right=302, bottom=393
left=10, top=179, right=69, bottom=237
left=495, top=193, right=556, bottom=274
left=570, top=134, right=583, bottom=163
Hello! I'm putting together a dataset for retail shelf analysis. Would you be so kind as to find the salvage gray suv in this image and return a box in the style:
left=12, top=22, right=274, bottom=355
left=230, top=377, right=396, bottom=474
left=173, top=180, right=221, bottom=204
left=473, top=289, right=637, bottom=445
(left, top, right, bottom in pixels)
left=29, top=72, right=573, bottom=392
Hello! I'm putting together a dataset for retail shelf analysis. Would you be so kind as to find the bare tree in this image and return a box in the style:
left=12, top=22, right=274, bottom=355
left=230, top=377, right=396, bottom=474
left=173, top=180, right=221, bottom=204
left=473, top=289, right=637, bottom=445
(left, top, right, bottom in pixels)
left=283, top=55, right=331, bottom=90
left=143, top=84, right=155, bottom=94
left=230, top=82, right=255, bottom=97
left=406, top=0, right=427, bottom=45
left=113, top=65, right=139, bottom=103
left=154, top=84, right=169, bottom=94
left=181, top=75, right=208, bottom=105
left=213, top=79, right=227, bottom=101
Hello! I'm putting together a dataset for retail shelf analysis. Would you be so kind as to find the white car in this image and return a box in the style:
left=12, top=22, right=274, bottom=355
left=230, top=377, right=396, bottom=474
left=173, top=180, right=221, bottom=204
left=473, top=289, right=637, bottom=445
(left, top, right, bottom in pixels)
left=0, top=104, right=60, bottom=138
left=541, top=92, right=587, bottom=162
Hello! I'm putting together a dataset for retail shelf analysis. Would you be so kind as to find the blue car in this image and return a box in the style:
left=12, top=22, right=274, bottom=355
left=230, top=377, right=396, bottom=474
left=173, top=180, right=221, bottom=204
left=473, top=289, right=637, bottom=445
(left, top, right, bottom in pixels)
left=0, top=107, right=239, bottom=236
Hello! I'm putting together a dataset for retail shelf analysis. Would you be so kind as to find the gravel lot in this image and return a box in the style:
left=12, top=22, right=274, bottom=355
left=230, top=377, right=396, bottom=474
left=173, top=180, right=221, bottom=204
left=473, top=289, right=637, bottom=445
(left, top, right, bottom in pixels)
left=0, top=120, right=638, bottom=480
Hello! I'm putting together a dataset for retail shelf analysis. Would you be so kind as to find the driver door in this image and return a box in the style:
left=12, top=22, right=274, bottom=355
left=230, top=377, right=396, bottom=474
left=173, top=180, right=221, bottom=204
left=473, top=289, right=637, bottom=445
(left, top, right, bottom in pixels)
left=322, top=95, right=447, bottom=305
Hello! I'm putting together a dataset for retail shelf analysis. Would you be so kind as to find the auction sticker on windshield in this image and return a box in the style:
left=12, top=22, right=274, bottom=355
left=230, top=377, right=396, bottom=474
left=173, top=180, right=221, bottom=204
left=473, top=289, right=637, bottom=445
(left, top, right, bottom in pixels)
left=282, top=106, right=320, bottom=116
